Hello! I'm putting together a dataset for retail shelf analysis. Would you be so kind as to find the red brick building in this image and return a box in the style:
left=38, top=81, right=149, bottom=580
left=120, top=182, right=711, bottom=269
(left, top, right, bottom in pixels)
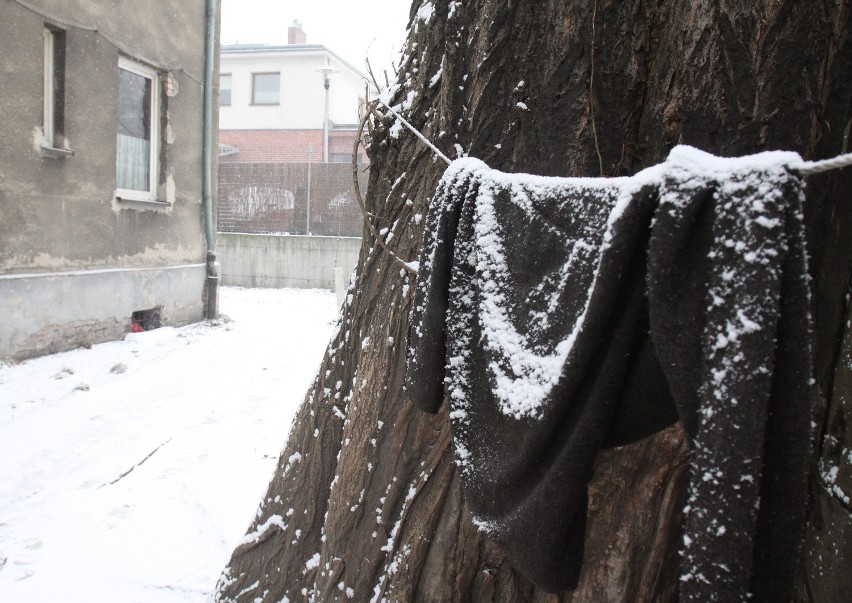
left=218, top=127, right=364, bottom=164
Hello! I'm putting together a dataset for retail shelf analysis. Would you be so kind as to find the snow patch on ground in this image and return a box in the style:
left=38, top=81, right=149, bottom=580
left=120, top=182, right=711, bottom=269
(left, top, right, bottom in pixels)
left=0, top=287, right=336, bottom=602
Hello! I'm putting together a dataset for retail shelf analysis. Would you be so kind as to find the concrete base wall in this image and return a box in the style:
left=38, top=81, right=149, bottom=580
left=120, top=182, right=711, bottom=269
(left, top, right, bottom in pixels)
left=218, top=233, right=361, bottom=290
left=0, top=264, right=206, bottom=361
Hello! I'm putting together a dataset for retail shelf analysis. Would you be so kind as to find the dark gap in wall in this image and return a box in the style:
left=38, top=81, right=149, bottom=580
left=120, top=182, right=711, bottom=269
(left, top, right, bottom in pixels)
left=131, top=306, right=162, bottom=332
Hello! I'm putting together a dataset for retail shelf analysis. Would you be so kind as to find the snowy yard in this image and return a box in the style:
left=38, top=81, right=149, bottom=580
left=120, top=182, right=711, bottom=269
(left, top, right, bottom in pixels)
left=0, top=287, right=338, bottom=602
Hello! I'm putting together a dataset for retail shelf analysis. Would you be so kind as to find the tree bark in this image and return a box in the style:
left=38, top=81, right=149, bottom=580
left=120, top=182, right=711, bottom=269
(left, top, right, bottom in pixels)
left=216, top=1, right=851, bottom=601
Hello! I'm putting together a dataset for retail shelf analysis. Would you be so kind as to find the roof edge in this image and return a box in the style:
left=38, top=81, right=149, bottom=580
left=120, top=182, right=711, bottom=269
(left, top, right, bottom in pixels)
left=221, top=44, right=370, bottom=80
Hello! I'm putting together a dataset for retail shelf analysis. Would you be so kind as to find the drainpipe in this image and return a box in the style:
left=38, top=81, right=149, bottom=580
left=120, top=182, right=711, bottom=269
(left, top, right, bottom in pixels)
left=202, top=0, right=219, bottom=318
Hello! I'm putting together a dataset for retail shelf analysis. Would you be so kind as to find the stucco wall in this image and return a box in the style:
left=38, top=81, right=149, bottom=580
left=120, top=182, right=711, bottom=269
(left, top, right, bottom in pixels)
left=0, top=0, right=216, bottom=360
left=218, top=233, right=361, bottom=291
left=0, top=0, right=210, bottom=273
left=0, top=264, right=207, bottom=361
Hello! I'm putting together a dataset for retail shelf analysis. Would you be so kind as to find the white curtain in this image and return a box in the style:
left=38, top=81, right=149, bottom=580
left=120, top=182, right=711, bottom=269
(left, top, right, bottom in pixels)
left=116, top=133, right=149, bottom=191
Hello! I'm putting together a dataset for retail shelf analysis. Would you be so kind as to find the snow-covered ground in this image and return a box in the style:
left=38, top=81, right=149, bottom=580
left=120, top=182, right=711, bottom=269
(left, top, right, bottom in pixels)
left=0, top=287, right=337, bottom=602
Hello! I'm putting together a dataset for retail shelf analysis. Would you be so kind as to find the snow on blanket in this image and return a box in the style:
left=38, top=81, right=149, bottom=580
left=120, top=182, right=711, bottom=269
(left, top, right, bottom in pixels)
left=405, top=146, right=815, bottom=600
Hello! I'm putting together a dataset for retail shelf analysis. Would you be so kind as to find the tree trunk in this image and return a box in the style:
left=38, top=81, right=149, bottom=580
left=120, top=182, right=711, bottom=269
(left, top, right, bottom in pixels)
left=216, top=1, right=851, bottom=601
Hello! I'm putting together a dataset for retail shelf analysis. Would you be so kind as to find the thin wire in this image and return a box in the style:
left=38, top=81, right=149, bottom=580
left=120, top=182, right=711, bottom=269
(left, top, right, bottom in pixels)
left=794, top=152, right=852, bottom=176
left=375, top=95, right=852, bottom=179
left=375, top=99, right=452, bottom=165
left=375, top=92, right=852, bottom=178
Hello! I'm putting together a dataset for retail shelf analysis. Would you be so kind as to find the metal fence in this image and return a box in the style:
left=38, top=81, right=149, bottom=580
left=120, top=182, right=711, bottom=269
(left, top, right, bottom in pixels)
left=218, top=162, right=367, bottom=237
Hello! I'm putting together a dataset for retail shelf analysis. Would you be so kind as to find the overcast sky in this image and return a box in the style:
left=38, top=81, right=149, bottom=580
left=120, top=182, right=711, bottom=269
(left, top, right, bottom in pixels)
left=221, top=0, right=412, bottom=76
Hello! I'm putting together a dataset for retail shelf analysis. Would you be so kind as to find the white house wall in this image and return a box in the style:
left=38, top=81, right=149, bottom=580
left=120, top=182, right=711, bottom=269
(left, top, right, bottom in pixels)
left=220, top=49, right=366, bottom=130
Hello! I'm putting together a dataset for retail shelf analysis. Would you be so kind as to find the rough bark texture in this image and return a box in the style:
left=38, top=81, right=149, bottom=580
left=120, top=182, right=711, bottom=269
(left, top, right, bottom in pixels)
left=217, top=1, right=851, bottom=601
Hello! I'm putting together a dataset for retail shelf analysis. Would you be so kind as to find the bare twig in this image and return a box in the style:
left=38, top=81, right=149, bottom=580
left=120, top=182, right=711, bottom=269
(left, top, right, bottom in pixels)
left=352, top=102, right=418, bottom=275
left=365, top=57, right=382, bottom=93
left=100, top=438, right=173, bottom=487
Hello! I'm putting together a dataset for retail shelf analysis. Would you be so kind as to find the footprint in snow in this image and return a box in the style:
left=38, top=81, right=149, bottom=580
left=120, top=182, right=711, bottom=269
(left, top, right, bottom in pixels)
left=53, top=367, right=74, bottom=379
left=8, top=567, right=35, bottom=581
left=109, top=504, right=132, bottom=520
left=0, top=538, right=42, bottom=581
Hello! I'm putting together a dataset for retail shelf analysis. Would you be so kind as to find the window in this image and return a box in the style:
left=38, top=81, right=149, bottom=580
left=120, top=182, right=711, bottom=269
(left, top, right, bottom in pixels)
left=252, top=72, right=280, bottom=105
left=219, top=73, right=231, bottom=106
left=42, top=25, right=70, bottom=155
left=115, top=57, right=160, bottom=201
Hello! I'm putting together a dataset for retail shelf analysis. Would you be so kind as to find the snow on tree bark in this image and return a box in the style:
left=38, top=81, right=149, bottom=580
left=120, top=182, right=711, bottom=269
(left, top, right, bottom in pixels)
left=216, top=1, right=851, bottom=601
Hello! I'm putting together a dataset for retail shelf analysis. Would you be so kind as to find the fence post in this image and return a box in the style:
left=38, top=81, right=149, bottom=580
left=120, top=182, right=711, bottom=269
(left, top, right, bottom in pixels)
left=334, top=266, right=346, bottom=307
left=306, top=144, right=312, bottom=235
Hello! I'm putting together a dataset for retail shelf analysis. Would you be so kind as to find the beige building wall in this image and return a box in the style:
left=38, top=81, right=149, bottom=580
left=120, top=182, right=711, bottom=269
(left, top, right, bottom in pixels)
left=0, top=0, right=216, bottom=360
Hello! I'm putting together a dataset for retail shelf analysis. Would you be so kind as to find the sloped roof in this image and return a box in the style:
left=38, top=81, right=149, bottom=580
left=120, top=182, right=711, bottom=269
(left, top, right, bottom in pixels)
left=221, top=44, right=369, bottom=81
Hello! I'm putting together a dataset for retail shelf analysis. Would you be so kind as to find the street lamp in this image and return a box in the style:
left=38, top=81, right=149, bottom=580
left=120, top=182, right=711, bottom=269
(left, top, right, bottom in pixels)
left=315, top=59, right=339, bottom=163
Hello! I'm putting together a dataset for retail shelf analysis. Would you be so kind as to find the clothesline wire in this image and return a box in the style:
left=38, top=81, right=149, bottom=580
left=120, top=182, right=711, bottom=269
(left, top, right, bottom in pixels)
left=362, top=98, right=852, bottom=276
left=375, top=99, right=452, bottom=165
left=374, top=97, right=852, bottom=177
left=796, top=153, right=852, bottom=175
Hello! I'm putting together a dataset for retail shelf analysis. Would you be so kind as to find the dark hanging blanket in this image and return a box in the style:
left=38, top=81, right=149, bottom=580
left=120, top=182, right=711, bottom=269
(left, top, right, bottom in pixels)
left=405, top=146, right=815, bottom=601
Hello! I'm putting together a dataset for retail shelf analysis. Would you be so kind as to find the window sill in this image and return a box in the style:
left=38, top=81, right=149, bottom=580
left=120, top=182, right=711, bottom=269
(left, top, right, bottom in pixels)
left=116, top=197, right=170, bottom=204
left=40, top=144, right=74, bottom=158
left=114, top=195, right=172, bottom=209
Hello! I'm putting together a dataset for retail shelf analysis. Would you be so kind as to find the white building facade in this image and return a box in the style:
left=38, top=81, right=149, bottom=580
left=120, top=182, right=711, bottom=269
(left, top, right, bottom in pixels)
left=219, top=29, right=370, bottom=164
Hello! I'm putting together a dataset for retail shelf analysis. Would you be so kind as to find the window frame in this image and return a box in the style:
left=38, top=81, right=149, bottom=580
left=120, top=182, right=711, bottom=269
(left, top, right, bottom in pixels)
left=219, top=73, right=232, bottom=106
left=115, top=56, right=161, bottom=203
left=251, top=72, right=280, bottom=105
left=42, top=25, right=71, bottom=156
